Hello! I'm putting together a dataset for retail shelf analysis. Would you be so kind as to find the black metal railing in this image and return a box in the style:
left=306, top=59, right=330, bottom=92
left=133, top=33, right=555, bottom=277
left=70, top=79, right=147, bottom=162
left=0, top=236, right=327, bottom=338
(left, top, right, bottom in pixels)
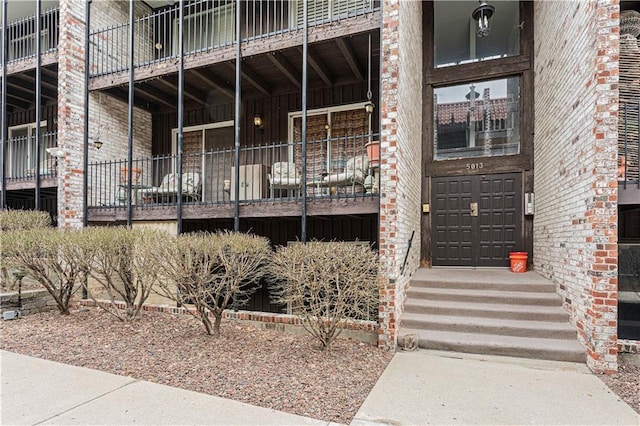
left=7, top=7, right=59, bottom=63
left=89, top=0, right=378, bottom=77
left=619, top=102, right=639, bottom=188
left=87, top=133, right=379, bottom=209
left=5, top=132, right=58, bottom=180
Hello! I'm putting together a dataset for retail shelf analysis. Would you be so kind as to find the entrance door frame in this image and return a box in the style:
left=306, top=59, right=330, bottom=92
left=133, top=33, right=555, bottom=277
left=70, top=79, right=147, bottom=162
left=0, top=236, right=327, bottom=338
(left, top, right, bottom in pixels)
left=420, top=1, right=535, bottom=266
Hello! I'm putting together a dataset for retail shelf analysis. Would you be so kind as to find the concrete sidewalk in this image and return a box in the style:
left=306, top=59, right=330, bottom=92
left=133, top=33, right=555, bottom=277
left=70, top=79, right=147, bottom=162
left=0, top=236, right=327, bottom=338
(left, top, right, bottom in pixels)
left=2, top=349, right=638, bottom=425
left=352, top=350, right=639, bottom=425
left=0, top=351, right=329, bottom=425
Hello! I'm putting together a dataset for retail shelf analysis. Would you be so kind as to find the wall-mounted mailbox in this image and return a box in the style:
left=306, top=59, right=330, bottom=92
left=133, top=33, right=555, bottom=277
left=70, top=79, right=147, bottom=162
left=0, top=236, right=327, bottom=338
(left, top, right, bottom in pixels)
left=525, top=192, right=535, bottom=215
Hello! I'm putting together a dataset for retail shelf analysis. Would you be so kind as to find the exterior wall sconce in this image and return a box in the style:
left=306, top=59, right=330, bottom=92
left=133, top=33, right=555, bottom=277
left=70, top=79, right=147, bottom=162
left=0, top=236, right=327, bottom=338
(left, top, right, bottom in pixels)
left=472, top=0, right=495, bottom=38
left=253, top=115, right=264, bottom=134
left=324, top=123, right=331, bottom=131
left=94, top=139, right=103, bottom=149
left=364, top=101, right=374, bottom=115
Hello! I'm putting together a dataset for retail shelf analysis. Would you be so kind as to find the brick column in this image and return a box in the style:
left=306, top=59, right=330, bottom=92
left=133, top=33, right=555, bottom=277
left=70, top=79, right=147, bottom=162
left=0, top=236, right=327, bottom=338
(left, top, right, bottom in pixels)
left=57, top=0, right=87, bottom=229
left=378, top=0, right=423, bottom=350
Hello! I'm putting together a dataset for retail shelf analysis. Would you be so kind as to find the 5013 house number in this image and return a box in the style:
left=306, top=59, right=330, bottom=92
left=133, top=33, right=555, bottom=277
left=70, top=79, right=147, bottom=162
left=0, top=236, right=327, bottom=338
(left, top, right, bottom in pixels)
left=466, top=162, right=484, bottom=170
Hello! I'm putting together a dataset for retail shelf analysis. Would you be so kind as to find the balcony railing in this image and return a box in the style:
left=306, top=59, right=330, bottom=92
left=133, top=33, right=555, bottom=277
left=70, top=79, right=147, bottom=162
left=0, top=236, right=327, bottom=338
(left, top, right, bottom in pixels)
left=619, top=102, right=639, bottom=188
left=7, top=7, right=59, bottom=64
left=87, top=133, right=379, bottom=209
left=89, top=0, right=379, bottom=77
left=5, top=131, right=58, bottom=180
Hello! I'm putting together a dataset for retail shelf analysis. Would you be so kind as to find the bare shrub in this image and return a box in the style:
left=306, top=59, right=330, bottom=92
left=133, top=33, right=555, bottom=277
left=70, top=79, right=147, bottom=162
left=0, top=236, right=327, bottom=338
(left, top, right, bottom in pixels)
left=1, top=229, right=88, bottom=315
left=0, top=209, right=52, bottom=232
left=1, top=210, right=52, bottom=288
left=155, top=231, right=271, bottom=336
left=82, top=227, right=165, bottom=322
left=270, top=241, right=380, bottom=350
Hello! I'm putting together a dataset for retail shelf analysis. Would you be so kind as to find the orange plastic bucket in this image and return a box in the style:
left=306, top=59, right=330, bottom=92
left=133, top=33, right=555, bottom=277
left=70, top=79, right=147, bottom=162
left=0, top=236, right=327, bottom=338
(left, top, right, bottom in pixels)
left=509, top=252, right=528, bottom=273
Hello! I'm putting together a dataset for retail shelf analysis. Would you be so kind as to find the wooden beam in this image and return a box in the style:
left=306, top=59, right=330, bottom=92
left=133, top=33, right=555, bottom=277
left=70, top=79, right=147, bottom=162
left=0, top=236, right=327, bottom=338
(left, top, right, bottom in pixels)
left=225, top=62, right=271, bottom=96
left=13, top=72, right=58, bottom=93
left=106, top=87, right=157, bottom=112
left=7, top=80, right=57, bottom=101
left=155, top=77, right=207, bottom=106
left=89, top=12, right=380, bottom=91
left=190, top=69, right=235, bottom=100
left=335, top=38, right=363, bottom=81
left=6, top=94, right=31, bottom=110
left=135, top=83, right=176, bottom=108
left=267, top=52, right=301, bottom=88
left=297, top=46, right=333, bottom=86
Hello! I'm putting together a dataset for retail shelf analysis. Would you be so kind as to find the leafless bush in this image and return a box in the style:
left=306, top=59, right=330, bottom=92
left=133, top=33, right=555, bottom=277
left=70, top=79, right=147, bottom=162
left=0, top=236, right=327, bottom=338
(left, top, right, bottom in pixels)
left=155, top=231, right=271, bottom=337
left=0, top=209, right=52, bottom=232
left=82, top=227, right=165, bottom=322
left=1, top=210, right=52, bottom=288
left=269, top=241, right=380, bottom=350
left=1, top=229, right=88, bottom=315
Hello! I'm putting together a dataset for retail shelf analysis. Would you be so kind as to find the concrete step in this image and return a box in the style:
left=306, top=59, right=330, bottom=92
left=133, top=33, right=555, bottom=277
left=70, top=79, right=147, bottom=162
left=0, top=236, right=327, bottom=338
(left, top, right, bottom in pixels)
left=406, top=287, right=562, bottom=306
left=398, top=328, right=585, bottom=363
left=410, top=269, right=557, bottom=293
left=401, top=312, right=578, bottom=339
left=404, top=299, right=570, bottom=322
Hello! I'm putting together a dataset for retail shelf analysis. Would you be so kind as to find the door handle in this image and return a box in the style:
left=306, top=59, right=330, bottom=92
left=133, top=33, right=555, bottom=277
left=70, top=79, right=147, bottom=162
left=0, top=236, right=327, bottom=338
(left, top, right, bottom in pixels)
left=470, top=202, right=478, bottom=217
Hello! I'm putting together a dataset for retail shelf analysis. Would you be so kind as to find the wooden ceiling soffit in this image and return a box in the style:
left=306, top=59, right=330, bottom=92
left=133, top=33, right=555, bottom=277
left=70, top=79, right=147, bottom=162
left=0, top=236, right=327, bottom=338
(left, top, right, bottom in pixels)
left=13, top=72, right=58, bottom=93
left=335, top=38, right=363, bottom=81
left=297, top=46, right=333, bottom=86
left=267, top=52, right=301, bottom=88
left=225, top=62, right=271, bottom=97
left=190, top=69, right=235, bottom=100
left=155, top=77, right=207, bottom=106
left=106, top=87, right=157, bottom=111
left=7, top=81, right=57, bottom=101
left=135, top=83, right=176, bottom=108
left=6, top=94, right=31, bottom=110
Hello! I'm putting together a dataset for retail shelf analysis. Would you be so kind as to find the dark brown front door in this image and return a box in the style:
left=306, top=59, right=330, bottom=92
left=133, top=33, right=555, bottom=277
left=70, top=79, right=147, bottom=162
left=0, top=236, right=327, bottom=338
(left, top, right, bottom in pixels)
left=432, top=173, right=522, bottom=267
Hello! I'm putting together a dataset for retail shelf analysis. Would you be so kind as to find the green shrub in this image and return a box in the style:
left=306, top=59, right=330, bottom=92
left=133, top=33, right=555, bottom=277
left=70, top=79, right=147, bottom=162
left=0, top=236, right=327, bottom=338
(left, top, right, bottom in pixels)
left=270, top=241, right=380, bottom=350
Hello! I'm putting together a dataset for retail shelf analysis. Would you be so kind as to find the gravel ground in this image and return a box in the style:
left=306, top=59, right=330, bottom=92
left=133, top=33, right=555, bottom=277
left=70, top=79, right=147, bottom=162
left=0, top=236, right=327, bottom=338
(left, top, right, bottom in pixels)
left=0, top=307, right=392, bottom=424
left=598, top=355, right=640, bottom=414
left=1, top=307, right=638, bottom=421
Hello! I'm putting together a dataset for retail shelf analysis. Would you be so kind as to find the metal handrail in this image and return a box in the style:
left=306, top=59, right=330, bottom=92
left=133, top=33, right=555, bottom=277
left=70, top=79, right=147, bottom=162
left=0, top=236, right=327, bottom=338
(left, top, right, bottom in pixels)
left=87, top=133, right=380, bottom=209
left=6, top=7, right=59, bottom=64
left=89, top=0, right=379, bottom=77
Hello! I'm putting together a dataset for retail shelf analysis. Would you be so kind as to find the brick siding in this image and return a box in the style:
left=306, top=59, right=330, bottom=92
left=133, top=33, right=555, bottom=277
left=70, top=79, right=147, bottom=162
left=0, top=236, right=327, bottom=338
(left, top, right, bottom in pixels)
left=533, top=0, right=620, bottom=373
left=378, top=0, right=423, bottom=350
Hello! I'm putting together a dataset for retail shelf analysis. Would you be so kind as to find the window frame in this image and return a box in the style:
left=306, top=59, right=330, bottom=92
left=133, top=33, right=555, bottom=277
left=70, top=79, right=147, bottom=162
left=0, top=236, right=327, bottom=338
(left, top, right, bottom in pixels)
left=423, top=1, right=534, bottom=175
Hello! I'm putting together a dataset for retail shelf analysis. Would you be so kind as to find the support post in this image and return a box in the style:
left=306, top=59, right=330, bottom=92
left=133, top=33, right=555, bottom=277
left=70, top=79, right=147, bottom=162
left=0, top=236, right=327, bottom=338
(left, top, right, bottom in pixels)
left=233, top=0, right=241, bottom=232
left=1, top=0, right=8, bottom=209
left=300, top=0, right=308, bottom=243
left=176, top=0, right=184, bottom=235
left=35, top=0, right=42, bottom=210
left=83, top=0, right=92, bottom=229
left=126, top=0, right=135, bottom=227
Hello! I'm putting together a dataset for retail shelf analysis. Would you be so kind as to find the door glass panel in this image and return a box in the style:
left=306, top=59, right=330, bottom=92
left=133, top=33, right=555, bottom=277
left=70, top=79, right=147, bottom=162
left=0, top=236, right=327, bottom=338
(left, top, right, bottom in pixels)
left=433, top=77, right=520, bottom=160
left=434, top=0, right=520, bottom=68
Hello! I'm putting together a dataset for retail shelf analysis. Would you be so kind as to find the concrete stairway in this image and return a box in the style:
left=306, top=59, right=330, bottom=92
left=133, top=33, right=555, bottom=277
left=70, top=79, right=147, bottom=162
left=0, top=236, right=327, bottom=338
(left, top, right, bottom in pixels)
left=398, top=268, right=585, bottom=363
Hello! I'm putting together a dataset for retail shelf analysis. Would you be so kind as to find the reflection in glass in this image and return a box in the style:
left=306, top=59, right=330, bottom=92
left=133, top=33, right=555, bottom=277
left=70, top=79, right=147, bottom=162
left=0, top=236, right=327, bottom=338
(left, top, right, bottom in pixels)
left=433, top=78, right=520, bottom=160
left=434, top=0, right=520, bottom=68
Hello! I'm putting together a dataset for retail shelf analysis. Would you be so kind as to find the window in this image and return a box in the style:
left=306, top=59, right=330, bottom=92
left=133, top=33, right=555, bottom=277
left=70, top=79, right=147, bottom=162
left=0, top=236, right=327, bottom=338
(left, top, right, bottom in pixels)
left=433, top=77, right=520, bottom=160
left=174, top=2, right=236, bottom=55
left=7, top=122, right=48, bottom=178
left=434, top=0, right=520, bottom=68
left=290, top=0, right=373, bottom=28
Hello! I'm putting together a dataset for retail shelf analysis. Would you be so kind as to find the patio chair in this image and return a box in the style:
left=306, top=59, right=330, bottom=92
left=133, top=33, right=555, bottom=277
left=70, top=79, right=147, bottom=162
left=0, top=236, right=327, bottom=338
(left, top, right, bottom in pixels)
left=319, top=155, right=369, bottom=194
left=140, top=172, right=202, bottom=203
left=269, top=162, right=302, bottom=198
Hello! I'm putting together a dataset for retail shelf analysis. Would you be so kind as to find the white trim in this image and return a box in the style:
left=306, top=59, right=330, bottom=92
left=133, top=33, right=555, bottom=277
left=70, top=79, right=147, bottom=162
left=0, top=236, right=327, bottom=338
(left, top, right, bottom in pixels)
left=171, top=120, right=234, bottom=155
left=8, top=121, right=47, bottom=178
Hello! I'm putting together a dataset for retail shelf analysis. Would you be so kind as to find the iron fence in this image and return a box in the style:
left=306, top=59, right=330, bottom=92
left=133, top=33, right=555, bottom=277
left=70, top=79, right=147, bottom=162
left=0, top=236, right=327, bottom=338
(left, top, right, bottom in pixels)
left=5, top=132, right=58, bottom=181
left=7, top=7, right=59, bottom=63
left=87, top=133, right=379, bottom=209
left=89, top=0, right=378, bottom=77
left=619, top=102, right=639, bottom=188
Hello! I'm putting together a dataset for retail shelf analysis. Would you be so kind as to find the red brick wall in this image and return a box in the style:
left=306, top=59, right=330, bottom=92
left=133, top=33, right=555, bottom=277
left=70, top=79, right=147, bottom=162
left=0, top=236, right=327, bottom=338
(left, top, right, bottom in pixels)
left=533, top=0, right=620, bottom=373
